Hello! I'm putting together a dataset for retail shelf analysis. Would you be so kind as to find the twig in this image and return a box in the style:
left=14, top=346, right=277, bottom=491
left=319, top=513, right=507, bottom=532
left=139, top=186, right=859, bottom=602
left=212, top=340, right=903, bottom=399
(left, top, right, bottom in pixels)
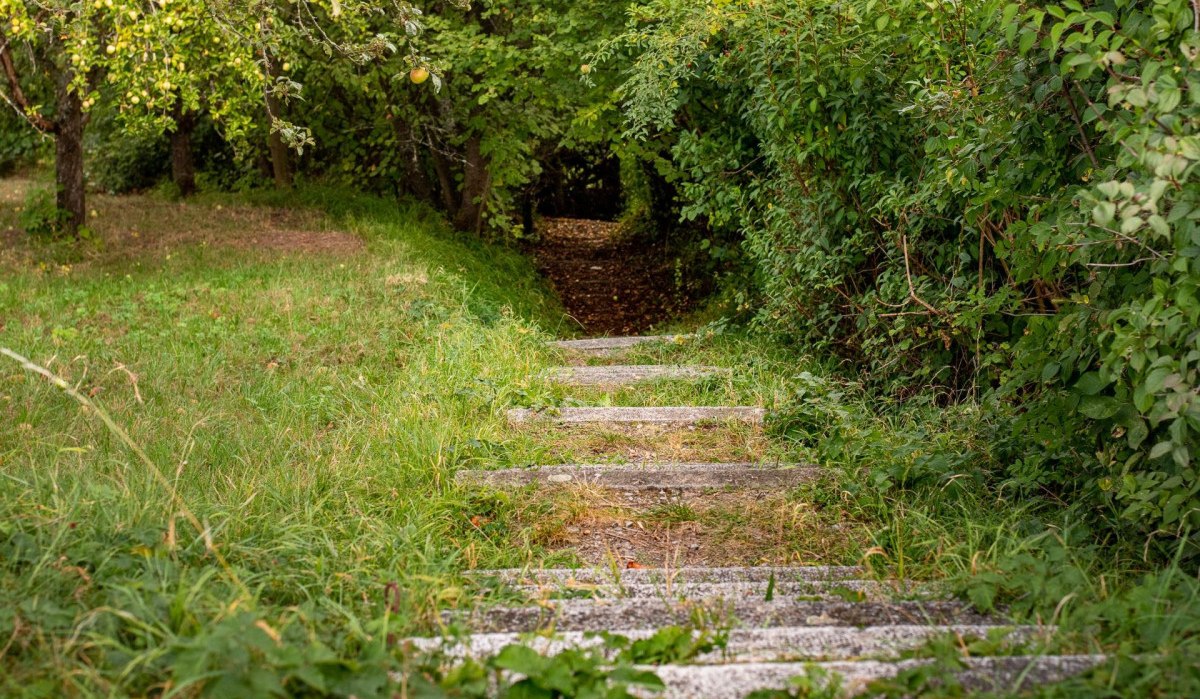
left=107, top=363, right=143, bottom=404
left=0, top=29, right=57, bottom=133
left=1061, top=82, right=1100, bottom=169
left=900, top=233, right=946, bottom=316
left=1085, top=257, right=1157, bottom=268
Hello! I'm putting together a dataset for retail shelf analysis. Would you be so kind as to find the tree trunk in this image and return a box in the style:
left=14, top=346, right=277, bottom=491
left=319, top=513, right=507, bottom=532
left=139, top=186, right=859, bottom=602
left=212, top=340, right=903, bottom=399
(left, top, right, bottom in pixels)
left=391, top=119, right=435, bottom=204
left=521, top=190, right=535, bottom=237
left=264, top=64, right=292, bottom=189
left=54, top=71, right=85, bottom=236
left=452, top=135, right=490, bottom=233
left=266, top=124, right=292, bottom=189
left=170, top=101, right=197, bottom=196
left=641, top=158, right=678, bottom=237
left=170, top=101, right=195, bottom=195
left=429, top=147, right=460, bottom=213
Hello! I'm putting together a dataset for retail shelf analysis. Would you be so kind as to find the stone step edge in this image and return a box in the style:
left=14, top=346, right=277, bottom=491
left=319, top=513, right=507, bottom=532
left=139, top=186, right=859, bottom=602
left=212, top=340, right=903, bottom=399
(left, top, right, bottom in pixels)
left=542, top=365, right=729, bottom=386
left=649, top=655, right=1104, bottom=698
left=400, top=624, right=1046, bottom=664
left=508, top=579, right=907, bottom=600
left=466, top=566, right=866, bottom=584
left=444, top=599, right=996, bottom=633
left=507, top=406, right=766, bottom=426
left=455, top=463, right=819, bottom=490
left=553, top=335, right=693, bottom=352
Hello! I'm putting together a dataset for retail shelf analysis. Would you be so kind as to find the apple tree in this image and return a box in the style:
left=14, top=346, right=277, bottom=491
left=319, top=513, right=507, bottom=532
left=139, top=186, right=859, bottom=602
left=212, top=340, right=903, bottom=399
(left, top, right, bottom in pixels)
left=0, top=0, right=443, bottom=232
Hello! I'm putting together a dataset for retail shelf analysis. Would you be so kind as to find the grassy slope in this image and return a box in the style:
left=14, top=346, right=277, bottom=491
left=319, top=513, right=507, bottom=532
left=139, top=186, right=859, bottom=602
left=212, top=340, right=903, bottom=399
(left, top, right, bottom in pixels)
left=0, top=186, right=578, bottom=694
left=1, top=184, right=1194, bottom=696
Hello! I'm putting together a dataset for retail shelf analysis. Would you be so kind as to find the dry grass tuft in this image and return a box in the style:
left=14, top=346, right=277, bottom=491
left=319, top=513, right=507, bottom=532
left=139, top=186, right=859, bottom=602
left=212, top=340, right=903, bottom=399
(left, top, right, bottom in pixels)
left=513, top=485, right=868, bottom=568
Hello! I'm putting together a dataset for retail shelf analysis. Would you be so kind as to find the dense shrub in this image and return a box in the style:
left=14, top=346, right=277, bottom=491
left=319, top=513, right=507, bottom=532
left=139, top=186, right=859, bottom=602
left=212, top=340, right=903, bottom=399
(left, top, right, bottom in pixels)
left=612, top=0, right=1200, bottom=554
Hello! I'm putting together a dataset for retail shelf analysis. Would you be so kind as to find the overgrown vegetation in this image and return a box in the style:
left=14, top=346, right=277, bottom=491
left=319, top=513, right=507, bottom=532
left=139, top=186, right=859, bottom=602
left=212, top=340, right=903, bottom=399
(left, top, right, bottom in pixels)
left=607, top=0, right=1200, bottom=564
left=3, top=0, right=1199, bottom=696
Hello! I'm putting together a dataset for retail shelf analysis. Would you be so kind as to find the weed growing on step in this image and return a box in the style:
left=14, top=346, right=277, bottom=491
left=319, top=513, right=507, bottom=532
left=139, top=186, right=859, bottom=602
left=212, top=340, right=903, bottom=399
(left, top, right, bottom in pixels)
left=744, top=666, right=843, bottom=699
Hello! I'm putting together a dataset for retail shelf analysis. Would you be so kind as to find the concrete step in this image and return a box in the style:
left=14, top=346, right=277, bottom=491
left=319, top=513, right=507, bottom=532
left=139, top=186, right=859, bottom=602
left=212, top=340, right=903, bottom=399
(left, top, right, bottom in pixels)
left=469, top=566, right=865, bottom=586
left=507, top=406, right=765, bottom=426
left=553, top=335, right=691, bottom=353
left=510, top=579, right=904, bottom=602
left=446, top=599, right=996, bottom=633
left=455, top=463, right=818, bottom=491
left=544, top=365, right=728, bottom=386
left=651, top=655, right=1104, bottom=698
left=403, top=624, right=1043, bottom=664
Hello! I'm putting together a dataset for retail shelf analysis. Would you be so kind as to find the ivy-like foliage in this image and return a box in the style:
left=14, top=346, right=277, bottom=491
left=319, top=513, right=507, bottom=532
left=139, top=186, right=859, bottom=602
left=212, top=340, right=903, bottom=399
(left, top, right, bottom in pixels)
left=613, top=0, right=1200, bottom=552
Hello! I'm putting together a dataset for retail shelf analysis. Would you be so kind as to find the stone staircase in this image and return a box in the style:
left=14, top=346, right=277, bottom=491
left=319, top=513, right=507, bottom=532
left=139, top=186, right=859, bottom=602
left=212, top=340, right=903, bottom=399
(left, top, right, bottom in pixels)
left=416, top=335, right=1100, bottom=696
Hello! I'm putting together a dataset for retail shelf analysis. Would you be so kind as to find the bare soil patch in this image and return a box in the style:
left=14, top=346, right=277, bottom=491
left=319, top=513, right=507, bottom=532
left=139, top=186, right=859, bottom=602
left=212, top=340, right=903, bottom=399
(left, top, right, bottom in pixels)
left=94, top=196, right=363, bottom=261
left=529, top=218, right=690, bottom=336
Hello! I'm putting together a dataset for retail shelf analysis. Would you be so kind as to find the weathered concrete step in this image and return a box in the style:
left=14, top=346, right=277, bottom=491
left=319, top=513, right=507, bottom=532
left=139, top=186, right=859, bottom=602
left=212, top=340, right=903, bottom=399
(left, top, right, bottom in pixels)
left=511, top=579, right=905, bottom=602
left=553, top=335, right=691, bottom=353
left=456, top=463, right=818, bottom=491
left=446, top=599, right=995, bottom=633
left=470, top=566, right=865, bottom=586
left=404, top=624, right=1041, bottom=664
left=544, top=365, right=728, bottom=386
left=507, top=406, right=765, bottom=426
left=651, top=655, right=1104, bottom=698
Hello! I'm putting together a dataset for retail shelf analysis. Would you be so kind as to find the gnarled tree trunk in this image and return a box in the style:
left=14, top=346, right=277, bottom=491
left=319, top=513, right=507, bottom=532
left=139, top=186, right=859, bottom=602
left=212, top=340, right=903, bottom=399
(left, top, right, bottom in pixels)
left=264, top=61, right=292, bottom=189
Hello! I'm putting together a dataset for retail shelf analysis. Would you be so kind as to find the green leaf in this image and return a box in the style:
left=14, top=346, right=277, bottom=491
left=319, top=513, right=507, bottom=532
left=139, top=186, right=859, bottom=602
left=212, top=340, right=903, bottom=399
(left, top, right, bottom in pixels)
left=1075, top=372, right=1106, bottom=396
left=1149, top=441, right=1174, bottom=459
left=492, top=645, right=547, bottom=675
left=1019, top=29, right=1038, bottom=55
left=1127, top=418, right=1149, bottom=449
left=1080, top=395, right=1121, bottom=420
left=1001, top=3, right=1020, bottom=27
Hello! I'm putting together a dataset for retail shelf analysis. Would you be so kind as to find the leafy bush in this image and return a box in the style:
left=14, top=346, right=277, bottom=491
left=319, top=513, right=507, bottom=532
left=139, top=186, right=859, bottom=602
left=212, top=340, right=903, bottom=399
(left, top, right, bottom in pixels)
left=612, top=0, right=1200, bottom=556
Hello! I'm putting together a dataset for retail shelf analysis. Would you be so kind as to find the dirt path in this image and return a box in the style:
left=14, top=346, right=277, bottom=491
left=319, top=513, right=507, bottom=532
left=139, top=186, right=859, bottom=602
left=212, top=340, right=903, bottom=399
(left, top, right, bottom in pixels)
left=529, top=218, right=687, bottom=336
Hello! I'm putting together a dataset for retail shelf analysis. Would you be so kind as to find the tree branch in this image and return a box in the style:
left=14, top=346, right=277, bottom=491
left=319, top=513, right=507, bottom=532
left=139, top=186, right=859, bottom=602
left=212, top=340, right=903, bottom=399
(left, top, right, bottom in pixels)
left=0, top=29, right=57, bottom=134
